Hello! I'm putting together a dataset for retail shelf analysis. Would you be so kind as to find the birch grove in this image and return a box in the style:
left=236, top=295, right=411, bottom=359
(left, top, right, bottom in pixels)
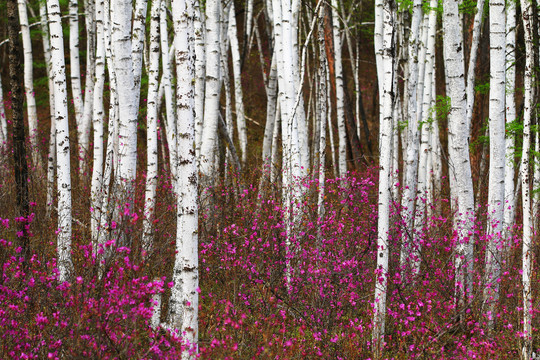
left=1, top=0, right=540, bottom=357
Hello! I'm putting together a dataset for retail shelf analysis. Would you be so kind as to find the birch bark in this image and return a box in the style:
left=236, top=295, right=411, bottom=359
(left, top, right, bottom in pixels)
left=111, top=0, right=138, bottom=203
left=18, top=0, right=39, bottom=166
left=90, top=0, right=106, bottom=242
left=199, top=0, right=222, bottom=176
left=132, top=0, right=148, bottom=109
left=142, top=0, right=161, bottom=254
left=194, top=0, right=205, bottom=156
left=79, top=0, right=95, bottom=170
left=410, top=0, right=436, bottom=276
left=442, top=0, right=475, bottom=305
left=331, top=0, right=347, bottom=177
left=261, top=53, right=278, bottom=165
left=520, top=0, right=534, bottom=356
left=503, top=0, right=516, bottom=240
left=160, top=2, right=178, bottom=187
left=168, top=0, right=199, bottom=356
left=69, top=0, right=84, bottom=133
left=317, top=10, right=327, bottom=223
left=483, top=0, right=506, bottom=327
left=40, top=0, right=57, bottom=212
left=400, top=0, right=423, bottom=260
left=228, top=4, right=248, bottom=164
left=48, top=0, right=74, bottom=282
left=372, top=0, right=395, bottom=353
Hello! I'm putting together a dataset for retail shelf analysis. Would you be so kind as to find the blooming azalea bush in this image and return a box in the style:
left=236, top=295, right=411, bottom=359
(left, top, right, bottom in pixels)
left=0, top=225, right=184, bottom=359
left=0, top=164, right=538, bottom=359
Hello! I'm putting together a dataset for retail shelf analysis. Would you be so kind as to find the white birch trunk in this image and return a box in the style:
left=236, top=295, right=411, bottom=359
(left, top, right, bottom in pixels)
left=132, top=0, right=148, bottom=109
left=90, top=0, right=106, bottom=242
left=400, top=0, right=423, bottom=261
left=273, top=0, right=303, bottom=183
left=228, top=4, right=248, bottom=164
left=194, top=0, right=205, bottom=157
left=503, top=0, right=516, bottom=240
left=111, top=0, right=138, bottom=198
left=427, top=55, right=437, bottom=205
left=410, top=2, right=436, bottom=276
left=262, top=53, right=278, bottom=164
left=199, top=0, right=222, bottom=176
left=48, top=0, right=74, bottom=282
left=372, top=0, right=394, bottom=352
left=40, top=0, right=56, bottom=213
left=69, top=0, right=84, bottom=132
left=245, top=0, right=254, bottom=51
left=331, top=0, right=347, bottom=177
left=317, top=11, right=327, bottom=223
left=168, top=0, right=199, bottom=356
left=98, top=0, right=117, bottom=247
left=79, top=0, right=95, bottom=171
left=142, top=0, right=161, bottom=254
left=520, top=0, right=534, bottom=356
left=483, top=0, right=506, bottom=327
left=160, top=4, right=178, bottom=188
left=18, top=0, right=39, bottom=166
left=442, top=0, right=475, bottom=305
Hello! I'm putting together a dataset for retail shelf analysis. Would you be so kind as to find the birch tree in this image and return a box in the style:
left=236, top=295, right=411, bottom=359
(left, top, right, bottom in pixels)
left=519, top=0, right=534, bottom=356
left=317, top=9, right=327, bottom=223
left=483, top=0, right=506, bottom=327
left=39, top=0, right=57, bottom=213
left=228, top=3, right=248, bottom=164
left=47, top=0, right=74, bottom=282
left=372, top=0, right=395, bottom=353
left=331, top=0, right=347, bottom=177
left=79, top=0, right=96, bottom=170
left=261, top=53, right=278, bottom=173
left=168, top=0, right=199, bottom=356
left=193, top=0, right=205, bottom=157
left=132, top=0, right=148, bottom=109
left=90, top=0, right=106, bottom=242
left=442, top=0, right=475, bottom=305
left=503, top=0, right=516, bottom=241
left=411, top=0, right=437, bottom=276
left=160, top=1, right=178, bottom=187
left=111, top=0, right=138, bottom=206
left=399, top=0, right=423, bottom=264
left=18, top=0, right=39, bottom=167
left=199, top=0, right=222, bottom=176
left=143, top=0, right=161, bottom=253
left=69, top=0, right=84, bottom=134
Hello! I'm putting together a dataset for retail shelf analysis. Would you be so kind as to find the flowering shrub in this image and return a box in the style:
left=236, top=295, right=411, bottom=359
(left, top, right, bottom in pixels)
left=0, top=233, right=184, bottom=359
left=0, top=166, right=538, bottom=359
